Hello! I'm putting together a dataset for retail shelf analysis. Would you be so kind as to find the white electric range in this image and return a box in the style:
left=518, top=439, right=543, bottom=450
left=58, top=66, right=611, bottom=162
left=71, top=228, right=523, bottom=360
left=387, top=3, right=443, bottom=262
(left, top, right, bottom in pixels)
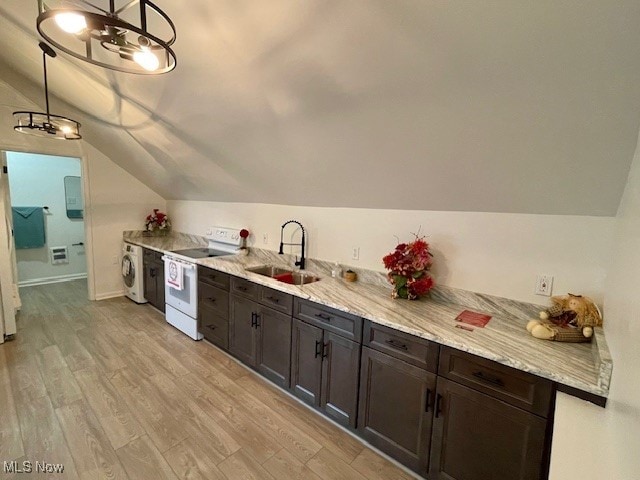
left=162, top=227, right=243, bottom=340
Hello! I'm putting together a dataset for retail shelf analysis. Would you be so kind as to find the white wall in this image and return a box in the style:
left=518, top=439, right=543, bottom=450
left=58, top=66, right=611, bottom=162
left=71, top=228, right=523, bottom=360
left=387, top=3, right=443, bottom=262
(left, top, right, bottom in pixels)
left=7, top=152, right=86, bottom=284
left=168, top=201, right=614, bottom=305
left=548, top=128, right=640, bottom=479
left=0, top=80, right=166, bottom=299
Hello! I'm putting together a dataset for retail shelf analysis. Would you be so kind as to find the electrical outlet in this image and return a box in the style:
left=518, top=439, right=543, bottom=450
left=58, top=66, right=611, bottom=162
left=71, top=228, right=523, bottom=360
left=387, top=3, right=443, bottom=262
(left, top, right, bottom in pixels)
left=351, top=246, right=360, bottom=261
left=535, top=275, right=553, bottom=296
left=263, top=233, right=268, bottom=244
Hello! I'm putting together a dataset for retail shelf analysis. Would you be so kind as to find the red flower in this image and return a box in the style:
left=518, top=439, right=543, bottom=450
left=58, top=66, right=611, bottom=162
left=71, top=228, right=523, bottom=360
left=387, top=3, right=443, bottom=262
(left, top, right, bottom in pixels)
left=383, top=233, right=435, bottom=298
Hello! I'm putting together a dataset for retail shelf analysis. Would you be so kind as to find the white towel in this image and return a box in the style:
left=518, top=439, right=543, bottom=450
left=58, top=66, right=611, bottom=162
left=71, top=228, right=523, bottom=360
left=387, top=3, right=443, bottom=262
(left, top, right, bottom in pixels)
left=166, top=259, right=184, bottom=291
left=122, top=258, right=131, bottom=276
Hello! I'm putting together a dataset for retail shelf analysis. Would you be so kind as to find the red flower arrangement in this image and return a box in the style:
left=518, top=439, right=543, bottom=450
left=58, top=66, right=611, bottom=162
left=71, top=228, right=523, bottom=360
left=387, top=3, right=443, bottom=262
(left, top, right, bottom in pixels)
left=239, top=229, right=250, bottom=249
left=383, top=235, right=434, bottom=300
left=145, top=209, right=171, bottom=232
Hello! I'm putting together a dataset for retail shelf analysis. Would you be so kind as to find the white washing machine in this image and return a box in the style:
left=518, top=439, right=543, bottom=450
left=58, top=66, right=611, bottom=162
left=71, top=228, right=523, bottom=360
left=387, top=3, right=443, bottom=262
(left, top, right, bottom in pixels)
left=122, top=242, right=147, bottom=304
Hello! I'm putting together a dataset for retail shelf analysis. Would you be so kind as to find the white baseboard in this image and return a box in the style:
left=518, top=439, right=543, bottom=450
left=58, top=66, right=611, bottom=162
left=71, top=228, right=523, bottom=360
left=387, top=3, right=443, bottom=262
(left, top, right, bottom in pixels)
left=95, top=290, right=125, bottom=301
left=18, top=273, right=88, bottom=287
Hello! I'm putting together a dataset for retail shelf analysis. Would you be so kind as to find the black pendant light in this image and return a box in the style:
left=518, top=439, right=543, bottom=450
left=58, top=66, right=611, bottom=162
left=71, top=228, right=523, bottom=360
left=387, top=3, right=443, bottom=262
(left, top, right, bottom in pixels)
left=13, top=42, right=82, bottom=140
left=36, top=0, right=177, bottom=75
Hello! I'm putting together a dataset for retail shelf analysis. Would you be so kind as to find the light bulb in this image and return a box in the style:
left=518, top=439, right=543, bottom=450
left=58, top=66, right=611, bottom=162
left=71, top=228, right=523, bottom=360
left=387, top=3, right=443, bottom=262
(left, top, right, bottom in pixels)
left=61, top=125, right=72, bottom=134
left=54, top=12, right=87, bottom=34
left=133, top=47, right=160, bottom=71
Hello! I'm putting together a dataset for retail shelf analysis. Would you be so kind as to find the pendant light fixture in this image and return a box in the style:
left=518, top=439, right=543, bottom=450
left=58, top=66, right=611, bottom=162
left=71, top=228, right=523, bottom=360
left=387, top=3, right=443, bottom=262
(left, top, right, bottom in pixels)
left=13, top=42, right=82, bottom=140
left=36, top=0, right=177, bottom=75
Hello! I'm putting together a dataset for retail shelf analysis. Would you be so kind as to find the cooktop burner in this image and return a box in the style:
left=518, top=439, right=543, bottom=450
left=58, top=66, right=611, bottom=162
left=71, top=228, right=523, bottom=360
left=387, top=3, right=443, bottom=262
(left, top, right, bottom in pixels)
left=171, top=248, right=234, bottom=259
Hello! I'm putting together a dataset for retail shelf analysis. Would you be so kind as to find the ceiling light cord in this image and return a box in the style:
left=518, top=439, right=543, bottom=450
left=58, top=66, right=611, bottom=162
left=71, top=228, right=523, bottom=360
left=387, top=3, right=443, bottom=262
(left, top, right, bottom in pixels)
left=12, top=42, right=82, bottom=140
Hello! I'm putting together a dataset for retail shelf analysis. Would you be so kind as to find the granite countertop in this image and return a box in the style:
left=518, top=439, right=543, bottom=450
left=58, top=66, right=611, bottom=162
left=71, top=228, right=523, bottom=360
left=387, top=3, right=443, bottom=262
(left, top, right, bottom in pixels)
left=124, top=231, right=612, bottom=400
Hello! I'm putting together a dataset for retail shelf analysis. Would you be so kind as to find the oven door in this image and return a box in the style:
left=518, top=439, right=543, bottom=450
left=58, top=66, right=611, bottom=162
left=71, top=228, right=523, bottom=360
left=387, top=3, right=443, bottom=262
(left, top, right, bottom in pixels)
left=163, top=256, right=198, bottom=318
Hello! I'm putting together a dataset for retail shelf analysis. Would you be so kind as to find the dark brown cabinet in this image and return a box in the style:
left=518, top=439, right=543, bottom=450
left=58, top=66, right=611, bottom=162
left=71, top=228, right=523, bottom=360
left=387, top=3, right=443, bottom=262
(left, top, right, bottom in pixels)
left=320, top=331, right=362, bottom=428
left=358, top=346, right=436, bottom=475
left=228, top=278, right=293, bottom=388
left=428, top=377, right=548, bottom=480
left=428, top=347, right=553, bottom=480
left=291, top=299, right=363, bottom=429
left=197, top=267, right=230, bottom=350
left=229, top=295, right=257, bottom=365
left=142, top=248, right=165, bottom=312
left=358, top=323, right=440, bottom=476
left=358, top=324, right=553, bottom=480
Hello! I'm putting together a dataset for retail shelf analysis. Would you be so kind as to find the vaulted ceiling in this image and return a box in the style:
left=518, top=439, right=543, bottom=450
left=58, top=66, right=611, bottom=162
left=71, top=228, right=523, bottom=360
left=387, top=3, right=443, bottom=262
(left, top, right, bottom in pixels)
left=1, top=1, right=640, bottom=215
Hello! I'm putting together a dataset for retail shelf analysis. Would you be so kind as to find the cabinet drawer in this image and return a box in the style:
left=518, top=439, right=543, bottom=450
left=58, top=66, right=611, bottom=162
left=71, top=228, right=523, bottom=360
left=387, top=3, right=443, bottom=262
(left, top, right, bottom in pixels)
left=259, top=286, right=293, bottom=315
left=198, top=266, right=230, bottom=291
left=438, top=347, right=553, bottom=417
left=363, top=321, right=439, bottom=373
left=198, top=282, right=229, bottom=318
left=230, top=276, right=260, bottom=300
left=199, top=305, right=229, bottom=350
left=294, top=298, right=362, bottom=342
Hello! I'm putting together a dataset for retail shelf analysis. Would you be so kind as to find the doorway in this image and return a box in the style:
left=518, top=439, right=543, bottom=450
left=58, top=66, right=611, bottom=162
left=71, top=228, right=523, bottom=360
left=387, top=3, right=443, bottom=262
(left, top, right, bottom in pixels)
left=4, top=150, right=87, bottom=289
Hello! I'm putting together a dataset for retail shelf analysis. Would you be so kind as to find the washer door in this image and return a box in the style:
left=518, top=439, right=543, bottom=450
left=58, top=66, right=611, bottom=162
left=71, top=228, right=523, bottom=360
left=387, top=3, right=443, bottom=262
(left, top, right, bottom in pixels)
left=122, top=254, right=135, bottom=288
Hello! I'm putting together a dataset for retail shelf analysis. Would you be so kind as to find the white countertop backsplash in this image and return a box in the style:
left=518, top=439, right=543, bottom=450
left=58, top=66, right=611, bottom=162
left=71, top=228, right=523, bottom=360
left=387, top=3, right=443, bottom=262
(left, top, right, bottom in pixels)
left=124, top=230, right=612, bottom=398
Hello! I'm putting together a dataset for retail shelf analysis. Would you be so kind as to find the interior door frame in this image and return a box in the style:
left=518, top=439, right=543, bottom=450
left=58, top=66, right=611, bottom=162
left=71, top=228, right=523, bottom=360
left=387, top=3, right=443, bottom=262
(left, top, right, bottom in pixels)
left=0, top=145, right=96, bottom=304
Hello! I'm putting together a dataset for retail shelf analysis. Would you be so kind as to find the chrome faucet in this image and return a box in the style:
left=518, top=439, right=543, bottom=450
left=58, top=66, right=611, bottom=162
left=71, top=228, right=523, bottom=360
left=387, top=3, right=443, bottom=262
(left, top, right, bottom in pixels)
left=279, top=220, right=306, bottom=270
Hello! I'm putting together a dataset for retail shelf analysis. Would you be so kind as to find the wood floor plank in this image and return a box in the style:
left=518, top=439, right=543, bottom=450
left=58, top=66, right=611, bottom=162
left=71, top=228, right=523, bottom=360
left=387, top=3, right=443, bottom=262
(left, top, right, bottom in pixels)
left=236, top=373, right=364, bottom=463
left=3, top=341, right=48, bottom=401
left=55, top=400, right=128, bottom=479
left=76, top=327, right=128, bottom=377
left=73, top=367, right=145, bottom=450
left=202, top=366, right=322, bottom=463
left=263, top=448, right=322, bottom=480
left=130, top=331, right=190, bottom=378
left=191, top=342, right=249, bottom=380
left=307, top=448, right=368, bottom=480
left=0, top=348, right=25, bottom=461
left=116, top=435, right=177, bottom=480
left=108, top=368, right=189, bottom=453
left=145, top=372, right=241, bottom=463
left=175, top=373, right=280, bottom=464
left=13, top=388, right=80, bottom=480
left=163, top=437, right=227, bottom=480
left=36, top=345, right=83, bottom=409
left=41, top=318, right=95, bottom=372
left=350, top=449, right=417, bottom=480
left=217, top=449, right=276, bottom=480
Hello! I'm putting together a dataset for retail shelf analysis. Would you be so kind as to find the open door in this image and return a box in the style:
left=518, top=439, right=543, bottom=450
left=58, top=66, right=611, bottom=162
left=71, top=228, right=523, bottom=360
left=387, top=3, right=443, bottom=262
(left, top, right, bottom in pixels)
left=0, top=152, right=18, bottom=341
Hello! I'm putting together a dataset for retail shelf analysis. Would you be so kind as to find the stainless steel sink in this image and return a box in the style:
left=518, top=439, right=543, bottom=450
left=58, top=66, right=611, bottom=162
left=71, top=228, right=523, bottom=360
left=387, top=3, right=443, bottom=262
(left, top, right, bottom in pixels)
left=246, top=265, right=292, bottom=277
left=245, top=265, right=321, bottom=285
left=287, top=272, right=321, bottom=285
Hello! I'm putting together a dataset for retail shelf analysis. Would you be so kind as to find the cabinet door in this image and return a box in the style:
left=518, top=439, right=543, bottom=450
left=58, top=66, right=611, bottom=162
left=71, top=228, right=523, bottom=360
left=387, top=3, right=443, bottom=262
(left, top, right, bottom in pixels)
left=320, top=332, right=361, bottom=428
left=290, top=318, right=323, bottom=407
left=143, top=261, right=155, bottom=305
left=229, top=295, right=257, bottom=366
left=256, top=306, right=292, bottom=388
left=358, top=346, right=435, bottom=475
left=429, top=378, right=547, bottom=480
left=154, top=260, right=165, bottom=312
left=199, top=304, right=228, bottom=350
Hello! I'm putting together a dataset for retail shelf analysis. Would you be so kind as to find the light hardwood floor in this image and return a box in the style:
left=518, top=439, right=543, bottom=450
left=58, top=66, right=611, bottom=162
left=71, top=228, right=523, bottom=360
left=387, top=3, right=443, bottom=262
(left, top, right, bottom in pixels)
left=0, top=280, right=416, bottom=479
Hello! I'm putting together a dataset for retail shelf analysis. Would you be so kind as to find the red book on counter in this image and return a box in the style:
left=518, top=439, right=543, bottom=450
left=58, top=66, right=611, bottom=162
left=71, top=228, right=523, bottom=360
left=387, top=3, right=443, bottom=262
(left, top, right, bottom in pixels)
left=456, top=310, right=492, bottom=328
